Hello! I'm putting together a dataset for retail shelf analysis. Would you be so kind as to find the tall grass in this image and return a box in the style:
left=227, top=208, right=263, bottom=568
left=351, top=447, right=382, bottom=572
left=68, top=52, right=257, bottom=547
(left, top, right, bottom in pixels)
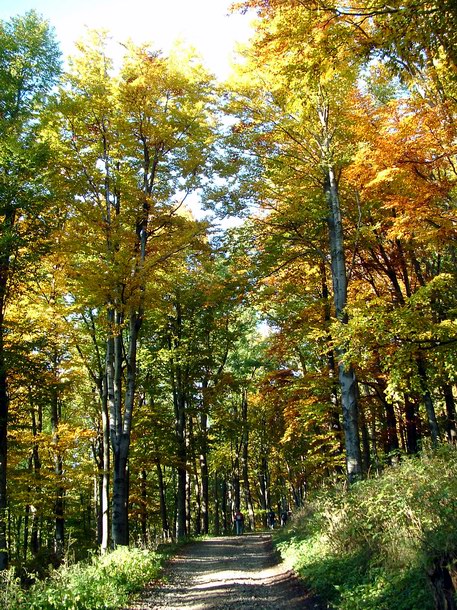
left=275, top=446, right=457, bottom=610
left=1, top=545, right=173, bottom=610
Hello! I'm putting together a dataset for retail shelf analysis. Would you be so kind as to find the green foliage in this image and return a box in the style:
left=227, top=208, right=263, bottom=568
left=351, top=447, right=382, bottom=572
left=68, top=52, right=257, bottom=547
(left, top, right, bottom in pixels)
left=276, top=448, right=457, bottom=610
left=2, top=546, right=170, bottom=610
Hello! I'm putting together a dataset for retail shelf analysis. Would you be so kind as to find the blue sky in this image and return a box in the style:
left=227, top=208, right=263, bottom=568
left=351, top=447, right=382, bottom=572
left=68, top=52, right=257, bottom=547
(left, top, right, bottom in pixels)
left=0, top=0, right=253, bottom=78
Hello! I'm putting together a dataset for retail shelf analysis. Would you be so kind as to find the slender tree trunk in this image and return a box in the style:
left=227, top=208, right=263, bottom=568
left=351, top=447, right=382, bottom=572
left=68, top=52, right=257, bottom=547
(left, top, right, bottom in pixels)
left=404, top=395, right=419, bottom=454
left=0, top=356, right=8, bottom=570
left=200, top=411, right=209, bottom=535
left=186, top=466, right=192, bottom=536
left=377, top=378, right=400, bottom=457
left=169, top=303, right=187, bottom=540
left=101, top=395, right=110, bottom=552
left=324, top=166, right=362, bottom=482
left=258, top=456, right=268, bottom=528
left=385, top=400, right=400, bottom=458
left=233, top=456, right=241, bottom=512
left=156, top=459, right=170, bottom=538
left=192, top=431, right=202, bottom=536
left=359, top=406, right=371, bottom=474
left=322, top=266, right=344, bottom=451
left=214, top=471, right=220, bottom=536
left=0, top=208, right=15, bottom=571
left=30, top=405, right=41, bottom=556
left=140, top=469, right=148, bottom=544
left=175, top=398, right=187, bottom=539
left=221, top=477, right=228, bottom=534
left=443, top=384, right=457, bottom=444
left=23, top=505, right=30, bottom=562
left=241, top=391, right=255, bottom=530
left=417, top=356, right=440, bottom=445
left=50, top=364, right=64, bottom=560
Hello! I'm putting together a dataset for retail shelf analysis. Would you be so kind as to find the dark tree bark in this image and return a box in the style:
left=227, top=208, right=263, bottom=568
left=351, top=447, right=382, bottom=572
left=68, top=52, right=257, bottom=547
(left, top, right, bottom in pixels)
left=241, top=391, right=255, bottom=530
left=50, top=356, right=64, bottom=561
left=258, top=455, right=269, bottom=528
left=140, top=469, right=148, bottom=544
left=359, top=406, right=371, bottom=474
left=443, top=384, right=457, bottom=444
left=199, top=410, right=209, bottom=535
left=221, top=477, right=228, bottom=534
left=0, top=212, right=12, bottom=570
left=214, top=471, right=220, bottom=536
left=0, top=346, right=8, bottom=571
left=417, top=356, right=440, bottom=445
left=168, top=299, right=188, bottom=540
left=404, top=395, right=419, bottom=454
left=156, top=460, right=170, bottom=539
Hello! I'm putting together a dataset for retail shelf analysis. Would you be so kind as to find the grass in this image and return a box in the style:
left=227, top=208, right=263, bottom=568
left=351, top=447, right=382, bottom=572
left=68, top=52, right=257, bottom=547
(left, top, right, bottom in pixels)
left=274, top=446, right=457, bottom=610
left=1, top=544, right=177, bottom=610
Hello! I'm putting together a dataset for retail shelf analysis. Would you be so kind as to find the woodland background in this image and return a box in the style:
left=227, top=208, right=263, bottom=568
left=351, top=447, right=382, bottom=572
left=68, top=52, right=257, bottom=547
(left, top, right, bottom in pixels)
left=0, top=1, right=456, bottom=607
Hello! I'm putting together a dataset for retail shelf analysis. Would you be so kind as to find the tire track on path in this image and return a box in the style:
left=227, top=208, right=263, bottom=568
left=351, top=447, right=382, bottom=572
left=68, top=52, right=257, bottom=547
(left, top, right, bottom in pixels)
left=126, top=533, right=325, bottom=610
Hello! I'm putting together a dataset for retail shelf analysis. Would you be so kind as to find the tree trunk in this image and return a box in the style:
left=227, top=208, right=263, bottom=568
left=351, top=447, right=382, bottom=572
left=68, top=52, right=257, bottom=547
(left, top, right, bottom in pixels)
left=241, top=391, right=255, bottom=530
left=404, top=395, right=419, bottom=454
left=109, top=310, right=141, bottom=547
left=221, top=477, right=228, bottom=534
left=111, top=434, right=129, bottom=546
left=101, top=398, right=110, bottom=552
left=322, top=266, right=344, bottom=451
left=324, top=166, right=362, bottom=482
left=50, top=368, right=64, bottom=561
left=140, top=469, right=148, bottom=544
left=30, top=405, right=42, bottom=557
left=359, top=405, right=371, bottom=474
left=175, top=401, right=187, bottom=539
left=232, top=457, right=241, bottom=513
left=0, top=207, right=15, bottom=571
left=417, top=356, right=440, bottom=445
left=384, top=398, right=400, bottom=457
left=214, top=471, right=220, bottom=536
left=0, top=359, right=8, bottom=571
left=258, top=456, right=269, bottom=528
left=156, top=460, right=170, bottom=539
left=169, top=303, right=187, bottom=540
left=443, top=384, right=457, bottom=444
left=200, top=411, right=209, bottom=535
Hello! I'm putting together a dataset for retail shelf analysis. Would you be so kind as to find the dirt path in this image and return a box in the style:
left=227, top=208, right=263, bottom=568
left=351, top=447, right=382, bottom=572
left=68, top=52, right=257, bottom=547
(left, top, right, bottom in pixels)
left=127, top=533, right=325, bottom=610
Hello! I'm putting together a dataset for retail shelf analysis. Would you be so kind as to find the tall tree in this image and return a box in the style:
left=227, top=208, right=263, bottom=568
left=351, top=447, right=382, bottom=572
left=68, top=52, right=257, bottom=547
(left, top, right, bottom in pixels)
left=55, top=34, right=215, bottom=546
left=212, top=2, right=364, bottom=480
left=0, top=11, right=60, bottom=569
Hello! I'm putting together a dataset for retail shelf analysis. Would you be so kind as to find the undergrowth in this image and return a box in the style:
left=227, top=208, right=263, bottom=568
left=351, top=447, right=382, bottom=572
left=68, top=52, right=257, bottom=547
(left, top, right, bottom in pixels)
left=275, top=446, right=457, bottom=610
left=0, top=544, right=176, bottom=610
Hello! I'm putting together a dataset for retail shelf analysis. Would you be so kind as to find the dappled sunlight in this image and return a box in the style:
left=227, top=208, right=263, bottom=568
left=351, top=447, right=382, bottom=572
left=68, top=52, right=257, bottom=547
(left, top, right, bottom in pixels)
left=130, top=534, right=319, bottom=609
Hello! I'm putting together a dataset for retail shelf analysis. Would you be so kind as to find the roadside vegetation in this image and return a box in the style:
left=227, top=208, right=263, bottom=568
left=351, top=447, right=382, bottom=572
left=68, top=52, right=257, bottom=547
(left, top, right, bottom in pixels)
left=0, top=544, right=178, bottom=610
left=275, top=447, right=457, bottom=610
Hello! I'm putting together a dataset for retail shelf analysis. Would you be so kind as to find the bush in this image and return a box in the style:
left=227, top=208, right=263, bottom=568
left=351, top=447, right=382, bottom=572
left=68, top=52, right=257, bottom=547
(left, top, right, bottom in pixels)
left=3, top=546, right=171, bottom=610
left=275, top=447, right=457, bottom=610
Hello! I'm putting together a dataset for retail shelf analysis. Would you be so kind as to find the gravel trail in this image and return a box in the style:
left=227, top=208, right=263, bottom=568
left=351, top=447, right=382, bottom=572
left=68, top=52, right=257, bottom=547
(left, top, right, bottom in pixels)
left=127, top=533, right=325, bottom=610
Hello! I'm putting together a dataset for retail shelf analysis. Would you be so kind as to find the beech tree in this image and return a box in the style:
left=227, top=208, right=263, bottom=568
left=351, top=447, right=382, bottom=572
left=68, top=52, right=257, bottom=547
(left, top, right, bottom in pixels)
left=211, top=2, right=365, bottom=480
left=54, top=33, right=215, bottom=546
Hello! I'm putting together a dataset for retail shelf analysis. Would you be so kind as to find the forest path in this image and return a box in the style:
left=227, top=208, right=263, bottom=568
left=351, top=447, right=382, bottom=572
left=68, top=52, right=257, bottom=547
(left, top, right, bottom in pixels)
left=126, top=533, right=325, bottom=610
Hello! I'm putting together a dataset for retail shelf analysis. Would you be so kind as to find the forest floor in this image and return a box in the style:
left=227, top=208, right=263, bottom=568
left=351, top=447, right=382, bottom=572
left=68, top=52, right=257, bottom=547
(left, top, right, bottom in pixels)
left=125, top=533, right=326, bottom=610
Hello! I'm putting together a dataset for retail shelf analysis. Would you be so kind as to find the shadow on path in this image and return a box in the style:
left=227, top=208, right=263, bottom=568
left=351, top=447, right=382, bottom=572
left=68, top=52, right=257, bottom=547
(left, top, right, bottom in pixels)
left=127, top=534, right=325, bottom=610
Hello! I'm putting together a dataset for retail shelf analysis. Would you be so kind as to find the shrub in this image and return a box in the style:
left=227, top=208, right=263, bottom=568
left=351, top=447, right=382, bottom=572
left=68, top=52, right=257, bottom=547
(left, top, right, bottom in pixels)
left=3, top=546, right=169, bottom=610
